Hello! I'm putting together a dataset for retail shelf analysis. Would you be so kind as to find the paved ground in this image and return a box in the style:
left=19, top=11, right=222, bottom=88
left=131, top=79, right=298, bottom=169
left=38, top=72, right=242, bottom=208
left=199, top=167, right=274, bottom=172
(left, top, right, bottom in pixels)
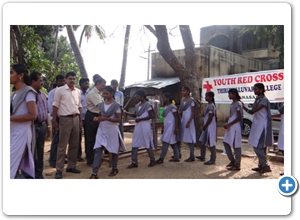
left=42, top=127, right=284, bottom=179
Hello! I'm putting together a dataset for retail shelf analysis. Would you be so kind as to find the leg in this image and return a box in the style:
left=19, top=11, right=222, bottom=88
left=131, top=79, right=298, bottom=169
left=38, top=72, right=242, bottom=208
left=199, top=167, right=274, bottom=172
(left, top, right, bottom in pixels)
left=159, top=141, right=170, bottom=161
left=196, top=143, right=206, bottom=161
left=84, top=111, right=99, bottom=164
left=170, top=143, right=180, bottom=160
left=108, top=153, right=119, bottom=176
left=66, top=116, right=80, bottom=169
left=131, top=148, right=138, bottom=164
left=77, top=120, right=83, bottom=160
left=146, top=148, right=155, bottom=162
left=188, top=143, right=195, bottom=158
left=49, top=117, right=60, bottom=167
left=92, top=147, right=103, bottom=175
left=233, top=147, right=242, bottom=167
left=204, top=146, right=216, bottom=165
left=223, top=142, right=235, bottom=165
left=253, top=146, right=271, bottom=172
left=34, top=124, right=47, bottom=179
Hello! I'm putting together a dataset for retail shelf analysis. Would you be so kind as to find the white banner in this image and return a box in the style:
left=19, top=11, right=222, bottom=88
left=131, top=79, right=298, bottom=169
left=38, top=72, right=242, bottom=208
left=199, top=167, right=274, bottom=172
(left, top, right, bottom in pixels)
left=201, top=69, right=284, bottom=103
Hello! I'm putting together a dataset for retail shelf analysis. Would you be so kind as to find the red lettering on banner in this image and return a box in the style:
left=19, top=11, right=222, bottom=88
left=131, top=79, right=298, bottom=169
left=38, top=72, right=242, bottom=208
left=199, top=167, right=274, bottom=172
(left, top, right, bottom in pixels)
left=213, top=79, right=218, bottom=86
left=266, top=74, right=272, bottom=82
left=273, top=73, right=278, bottom=81
left=203, top=81, right=213, bottom=92
left=260, top=74, right=266, bottom=82
left=238, top=77, right=243, bottom=84
left=255, top=75, right=260, bottom=82
left=278, top=72, right=284, bottom=80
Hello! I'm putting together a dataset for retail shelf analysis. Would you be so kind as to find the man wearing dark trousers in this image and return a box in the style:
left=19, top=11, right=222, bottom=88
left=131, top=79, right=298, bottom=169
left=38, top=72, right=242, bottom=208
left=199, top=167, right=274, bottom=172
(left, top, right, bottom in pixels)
left=84, top=77, right=106, bottom=165
left=48, top=74, right=65, bottom=168
left=52, top=72, right=82, bottom=179
left=23, top=71, right=50, bottom=179
left=77, top=78, right=90, bottom=162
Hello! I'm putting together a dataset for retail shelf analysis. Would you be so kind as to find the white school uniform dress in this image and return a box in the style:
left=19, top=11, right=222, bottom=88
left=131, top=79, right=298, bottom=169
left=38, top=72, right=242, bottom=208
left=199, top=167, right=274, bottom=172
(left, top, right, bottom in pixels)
left=161, top=107, right=177, bottom=145
left=248, top=106, right=273, bottom=148
left=181, top=101, right=196, bottom=143
left=223, top=102, right=243, bottom=148
left=10, top=91, right=36, bottom=179
left=132, top=106, right=154, bottom=149
left=199, top=104, right=217, bottom=147
left=94, top=103, right=126, bottom=154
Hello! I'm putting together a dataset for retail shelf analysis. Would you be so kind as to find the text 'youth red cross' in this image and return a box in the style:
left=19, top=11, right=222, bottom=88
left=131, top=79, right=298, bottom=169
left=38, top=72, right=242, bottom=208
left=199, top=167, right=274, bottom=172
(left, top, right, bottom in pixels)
left=203, top=81, right=213, bottom=92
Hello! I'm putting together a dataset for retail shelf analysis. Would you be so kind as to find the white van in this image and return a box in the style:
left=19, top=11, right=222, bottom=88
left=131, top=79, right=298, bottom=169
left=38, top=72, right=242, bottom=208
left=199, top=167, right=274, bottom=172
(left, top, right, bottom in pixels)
left=242, top=102, right=282, bottom=137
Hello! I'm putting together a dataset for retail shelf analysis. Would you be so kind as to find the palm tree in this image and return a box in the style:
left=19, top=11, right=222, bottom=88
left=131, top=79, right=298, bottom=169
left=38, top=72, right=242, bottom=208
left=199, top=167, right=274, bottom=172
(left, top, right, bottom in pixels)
left=119, top=25, right=131, bottom=91
left=77, top=25, right=106, bottom=48
left=66, top=25, right=88, bottom=78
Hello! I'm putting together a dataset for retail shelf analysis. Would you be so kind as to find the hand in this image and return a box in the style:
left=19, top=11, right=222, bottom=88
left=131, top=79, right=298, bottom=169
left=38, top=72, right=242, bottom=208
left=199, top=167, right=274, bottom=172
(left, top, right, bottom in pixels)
left=161, top=127, right=164, bottom=134
left=185, top=121, right=190, bottom=128
left=52, top=120, right=58, bottom=134
left=79, top=121, right=83, bottom=130
left=174, top=129, right=178, bottom=135
left=135, top=118, right=141, bottom=123
left=93, top=117, right=99, bottom=122
left=202, top=125, right=207, bottom=131
left=223, top=123, right=230, bottom=129
left=46, top=126, right=51, bottom=138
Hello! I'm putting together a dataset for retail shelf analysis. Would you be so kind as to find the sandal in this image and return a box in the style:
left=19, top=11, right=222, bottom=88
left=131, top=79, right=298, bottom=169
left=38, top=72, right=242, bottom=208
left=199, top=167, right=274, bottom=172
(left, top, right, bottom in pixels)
left=148, top=160, right=155, bottom=167
left=226, top=161, right=234, bottom=168
left=155, top=159, right=164, bottom=164
left=108, top=168, right=118, bottom=176
left=169, top=158, right=180, bottom=162
left=89, top=174, right=98, bottom=179
left=127, top=163, right=138, bottom=169
left=184, top=157, right=195, bottom=162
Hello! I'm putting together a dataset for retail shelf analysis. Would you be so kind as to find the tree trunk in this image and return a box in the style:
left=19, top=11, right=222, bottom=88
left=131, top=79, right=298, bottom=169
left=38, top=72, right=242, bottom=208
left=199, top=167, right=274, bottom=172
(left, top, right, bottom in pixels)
left=119, top=25, right=131, bottom=91
left=147, top=25, right=202, bottom=146
left=10, top=25, right=24, bottom=64
left=53, top=25, right=59, bottom=64
left=79, top=25, right=86, bottom=48
left=66, top=25, right=88, bottom=78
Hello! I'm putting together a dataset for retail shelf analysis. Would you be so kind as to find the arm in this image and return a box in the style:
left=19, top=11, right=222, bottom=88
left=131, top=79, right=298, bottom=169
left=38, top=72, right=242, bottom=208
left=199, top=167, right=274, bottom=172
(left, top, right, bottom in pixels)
left=78, top=107, right=83, bottom=130
left=203, top=113, right=214, bottom=131
left=173, top=111, right=179, bottom=135
left=10, top=101, right=37, bottom=122
left=52, top=106, right=59, bottom=133
left=185, top=105, right=195, bottom=128
left=224, top=110, right=241, bottom=129
left=271, top=114, right=281, bottom=118
left=123, top=109, right=136, bottom=118
left=135, top=109, right=154, bottom=123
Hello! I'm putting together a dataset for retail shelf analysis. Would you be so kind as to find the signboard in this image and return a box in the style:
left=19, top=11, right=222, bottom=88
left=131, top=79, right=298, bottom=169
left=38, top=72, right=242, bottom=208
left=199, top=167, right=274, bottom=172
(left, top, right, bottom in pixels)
left=201, top=69, right=284, bottom=103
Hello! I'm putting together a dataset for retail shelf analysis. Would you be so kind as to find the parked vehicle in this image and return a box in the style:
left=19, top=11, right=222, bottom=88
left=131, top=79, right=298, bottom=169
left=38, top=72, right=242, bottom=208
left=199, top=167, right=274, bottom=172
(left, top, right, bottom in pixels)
left=242, top=102, right=282, bottom=137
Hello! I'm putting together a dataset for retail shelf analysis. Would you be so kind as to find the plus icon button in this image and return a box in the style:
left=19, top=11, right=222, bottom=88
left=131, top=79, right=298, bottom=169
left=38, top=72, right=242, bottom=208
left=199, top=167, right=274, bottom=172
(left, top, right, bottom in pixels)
left=278, top=176, right=298, bottom=196
left=203, top=81, right=213, bottom=92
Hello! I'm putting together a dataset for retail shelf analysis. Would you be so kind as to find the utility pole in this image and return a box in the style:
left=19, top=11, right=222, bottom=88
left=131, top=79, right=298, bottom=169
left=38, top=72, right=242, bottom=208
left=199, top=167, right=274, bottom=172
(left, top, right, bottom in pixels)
left=144, top=44, right=155, bottom=80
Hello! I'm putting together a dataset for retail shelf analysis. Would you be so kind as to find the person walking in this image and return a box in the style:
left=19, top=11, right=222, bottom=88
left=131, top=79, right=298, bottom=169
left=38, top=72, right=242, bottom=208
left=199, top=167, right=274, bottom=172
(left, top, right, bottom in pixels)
left=77, top=77, right=90, bottom=162
left=178, top=86, right=196, bottom=162
left=155, top=92, right=180, bottom=164
left=198, top=91, right=217, bottom=165
left=23, top=71, right=50, bottom=179
left=48, top=74, right=65, bottom=168
left=124, top=89, right=156, bottom=168
left=10, top=64, right=37, bottom=179
left=52, top=72, right=82, bottom=179
left=223, top=89, right=243, bottom=171
left=242, top=83, right=274, bottom=174
left=84, top=77, right=106, bottom=166
left=89, top=86, right=126, bottom=178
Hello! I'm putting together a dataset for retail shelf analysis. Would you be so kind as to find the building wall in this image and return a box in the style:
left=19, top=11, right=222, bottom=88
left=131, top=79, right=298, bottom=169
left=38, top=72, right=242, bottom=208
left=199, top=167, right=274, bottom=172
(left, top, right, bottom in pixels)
left=151, top=45, right=271, bottom=121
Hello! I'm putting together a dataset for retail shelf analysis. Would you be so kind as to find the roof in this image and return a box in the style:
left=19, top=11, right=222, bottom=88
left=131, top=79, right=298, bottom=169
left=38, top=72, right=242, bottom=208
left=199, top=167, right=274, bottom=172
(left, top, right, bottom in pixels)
left=125, top=77, right=180, bottom=89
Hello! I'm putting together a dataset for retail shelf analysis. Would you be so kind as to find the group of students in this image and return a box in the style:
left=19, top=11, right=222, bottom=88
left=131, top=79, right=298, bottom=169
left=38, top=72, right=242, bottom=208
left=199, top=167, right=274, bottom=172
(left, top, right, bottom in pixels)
left=10, top=62, right=283, bottom=179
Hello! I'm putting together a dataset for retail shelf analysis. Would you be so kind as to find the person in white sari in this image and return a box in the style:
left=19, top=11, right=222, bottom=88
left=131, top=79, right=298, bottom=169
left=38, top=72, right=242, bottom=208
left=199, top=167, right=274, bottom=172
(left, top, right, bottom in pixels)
left=223, top=89, right=243, bottom=171
left=242, top=83, right=273, bottom=174
left=90, top=86, right=126, bottom=178
left=10, top=64, right=37, bottom=179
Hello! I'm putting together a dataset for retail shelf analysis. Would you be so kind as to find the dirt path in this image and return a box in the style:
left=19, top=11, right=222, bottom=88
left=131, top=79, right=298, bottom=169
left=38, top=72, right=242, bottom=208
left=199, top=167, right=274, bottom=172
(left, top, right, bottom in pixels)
left=42, top=128, right=284, bottom=179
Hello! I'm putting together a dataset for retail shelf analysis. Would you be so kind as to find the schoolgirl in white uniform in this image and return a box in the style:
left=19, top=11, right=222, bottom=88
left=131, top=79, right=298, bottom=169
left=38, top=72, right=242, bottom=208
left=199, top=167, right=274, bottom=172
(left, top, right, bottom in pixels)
left=223, top=88, right=243, bottom=171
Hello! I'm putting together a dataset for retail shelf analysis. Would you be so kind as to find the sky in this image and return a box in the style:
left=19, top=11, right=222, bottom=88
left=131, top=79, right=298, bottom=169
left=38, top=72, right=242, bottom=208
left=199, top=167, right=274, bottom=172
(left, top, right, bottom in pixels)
left=61, top=25, right=205, bottom=86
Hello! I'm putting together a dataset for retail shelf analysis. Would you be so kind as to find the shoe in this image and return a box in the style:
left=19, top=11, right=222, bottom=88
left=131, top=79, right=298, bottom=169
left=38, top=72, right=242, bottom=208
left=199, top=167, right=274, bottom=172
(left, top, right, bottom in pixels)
left=66, top=168, right=81, bottom=173
left=55, top=170, right=62, bottom=179
left=127, top=163, right=138, bottom=169
left=204, top=160, right=215, bottom=165
left=50, top=164, right=56, bottom=168
left=77, top=158, right=84, bottom=162
left=155, top=159, right=164, bottom=164
left=89, top=174, right=98, bottom=179
left=226, top=161, right=234, bottom=168
left=108, top=168, right=118, bottom=176
left=148, top=160, right=155, bottom=167
left=184, top=157, right=195, bottom=162
left=251, top=167, right=263, bottom=172
left=171, top=153, right=181, bottom=159
left=169, top=158, right=180, bottom=162
left=64, top=160, right=68, bottom=164
left=259, top=166, right=272, bottom=174
left=227, top=165, right=240, bottom=171
left=196, top=156, right=205, bottom=161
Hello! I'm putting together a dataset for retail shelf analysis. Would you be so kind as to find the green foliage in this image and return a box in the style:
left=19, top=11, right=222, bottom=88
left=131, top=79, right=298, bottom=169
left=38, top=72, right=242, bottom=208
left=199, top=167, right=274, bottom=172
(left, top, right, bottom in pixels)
left=11, top=25, right=81, bottom=91
left=240, top=25, right=284, bottom=68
